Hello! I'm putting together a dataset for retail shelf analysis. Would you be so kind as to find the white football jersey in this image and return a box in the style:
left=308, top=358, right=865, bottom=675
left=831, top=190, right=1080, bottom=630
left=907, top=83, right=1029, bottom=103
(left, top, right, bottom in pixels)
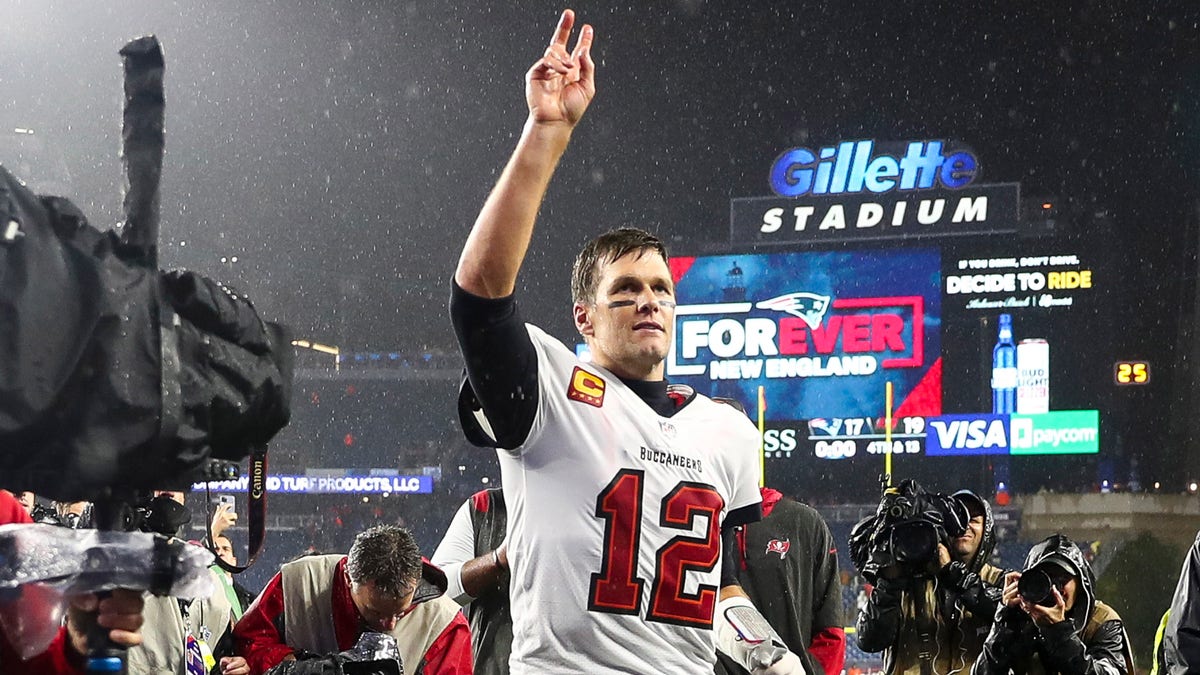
left=480, top=325, right=762, bottom=674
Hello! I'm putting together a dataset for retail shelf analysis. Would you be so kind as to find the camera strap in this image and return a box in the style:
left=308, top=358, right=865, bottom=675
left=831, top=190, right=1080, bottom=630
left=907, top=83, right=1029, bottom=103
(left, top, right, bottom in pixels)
left=913, top=586, right=936, bottom=675
left=205, top=446, right=268, bottom=575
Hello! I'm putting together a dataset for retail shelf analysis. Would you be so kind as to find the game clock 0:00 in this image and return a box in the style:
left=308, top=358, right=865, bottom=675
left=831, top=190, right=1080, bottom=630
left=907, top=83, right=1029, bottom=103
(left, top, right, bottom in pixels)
left=1113, top=361, right=1150, bottom=385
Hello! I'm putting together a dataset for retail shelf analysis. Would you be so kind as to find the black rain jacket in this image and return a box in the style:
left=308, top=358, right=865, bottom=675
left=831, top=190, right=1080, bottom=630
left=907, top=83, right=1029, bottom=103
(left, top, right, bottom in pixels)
left=856, top=490, right=1004, bottom=675
left=974, top=534, right=1134, bottom=675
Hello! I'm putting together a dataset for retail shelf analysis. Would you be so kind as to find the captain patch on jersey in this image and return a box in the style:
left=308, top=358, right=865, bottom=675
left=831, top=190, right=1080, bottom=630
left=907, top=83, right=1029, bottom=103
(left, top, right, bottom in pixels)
left=567, top=366, right=606, bottom=407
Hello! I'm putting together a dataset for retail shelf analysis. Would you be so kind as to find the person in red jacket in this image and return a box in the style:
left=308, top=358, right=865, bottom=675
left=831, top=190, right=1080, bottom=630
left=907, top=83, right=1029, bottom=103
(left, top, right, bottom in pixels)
left=0, top=490, right=146, bottom=674
left=234, top=524, right=472, bottom=674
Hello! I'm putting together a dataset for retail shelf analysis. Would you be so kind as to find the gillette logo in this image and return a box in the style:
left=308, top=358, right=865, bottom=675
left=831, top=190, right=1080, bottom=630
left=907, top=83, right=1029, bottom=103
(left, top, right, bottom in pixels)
left=770, top=140, right=978, bottom=198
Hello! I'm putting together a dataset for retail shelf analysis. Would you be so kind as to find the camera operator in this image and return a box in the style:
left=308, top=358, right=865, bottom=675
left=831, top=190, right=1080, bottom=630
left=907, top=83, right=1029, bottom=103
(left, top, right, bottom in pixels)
left=853, top=483, right=1004, bottom=675
left=234, top=524, right=472, bottom=674
left=0, top=490, right=147, bottom=674
left=974, top=534, right=1134, bottom=675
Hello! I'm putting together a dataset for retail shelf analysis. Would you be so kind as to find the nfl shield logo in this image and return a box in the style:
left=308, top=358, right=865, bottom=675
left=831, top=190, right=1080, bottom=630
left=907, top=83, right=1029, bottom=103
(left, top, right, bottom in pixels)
left=659, top=420, right=677, bottom=438
left=766, top=538, right=790, bottom=558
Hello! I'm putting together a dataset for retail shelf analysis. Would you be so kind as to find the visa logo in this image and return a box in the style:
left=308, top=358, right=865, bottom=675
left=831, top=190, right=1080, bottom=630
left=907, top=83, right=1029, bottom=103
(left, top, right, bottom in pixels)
left=926, top=415, right=1009, bottom=456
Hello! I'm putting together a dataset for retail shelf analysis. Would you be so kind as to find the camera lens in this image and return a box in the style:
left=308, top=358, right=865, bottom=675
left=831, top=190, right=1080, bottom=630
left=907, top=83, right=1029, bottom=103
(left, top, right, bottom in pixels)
left=890, top=521, right=938, bottom=564
left=886, top=495, right=912, bottom=520
left=1017, top=568, right=1056, bottom=607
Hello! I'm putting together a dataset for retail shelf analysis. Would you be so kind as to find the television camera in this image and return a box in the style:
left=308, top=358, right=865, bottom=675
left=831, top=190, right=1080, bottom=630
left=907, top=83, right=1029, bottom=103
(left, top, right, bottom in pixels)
left=0, top=35, right=292, bottom=671
left=850, top=478, right=971, bottom=582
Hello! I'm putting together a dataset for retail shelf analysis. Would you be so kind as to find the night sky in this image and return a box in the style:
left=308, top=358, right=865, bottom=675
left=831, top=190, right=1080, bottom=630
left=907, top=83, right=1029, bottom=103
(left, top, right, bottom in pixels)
left=3, top=1, right=1199, bottom=485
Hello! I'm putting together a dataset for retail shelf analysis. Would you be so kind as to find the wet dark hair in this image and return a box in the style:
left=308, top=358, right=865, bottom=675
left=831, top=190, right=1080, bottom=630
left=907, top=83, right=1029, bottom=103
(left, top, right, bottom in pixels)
left=347, top=525, right=422, bottom=596
left=571, top=227, right=669, bottom=305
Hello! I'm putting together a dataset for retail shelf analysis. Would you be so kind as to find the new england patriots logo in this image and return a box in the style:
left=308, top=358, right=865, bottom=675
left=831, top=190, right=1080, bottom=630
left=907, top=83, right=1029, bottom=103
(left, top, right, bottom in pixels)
left=755, top=292, right=831, bottom=330
left=807, top=418, right=843, bottom=436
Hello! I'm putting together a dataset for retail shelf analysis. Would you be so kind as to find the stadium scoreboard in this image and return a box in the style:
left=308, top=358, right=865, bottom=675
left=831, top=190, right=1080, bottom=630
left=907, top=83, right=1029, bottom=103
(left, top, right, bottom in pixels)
left=657, top=138, right=1121, bottom=494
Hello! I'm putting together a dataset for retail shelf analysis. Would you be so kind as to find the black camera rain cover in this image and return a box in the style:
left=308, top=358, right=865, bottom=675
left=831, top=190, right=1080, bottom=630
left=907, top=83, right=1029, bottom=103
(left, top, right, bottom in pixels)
left=0, top=164, right=294, bottom=501
left=848, top=478, right=971, bottom=579
left=1, top=35, right=293, bottom=501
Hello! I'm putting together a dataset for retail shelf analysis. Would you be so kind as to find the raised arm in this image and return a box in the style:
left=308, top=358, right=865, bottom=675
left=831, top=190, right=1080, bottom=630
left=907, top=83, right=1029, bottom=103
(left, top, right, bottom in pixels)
left=454, top=8, right=596, bottom=298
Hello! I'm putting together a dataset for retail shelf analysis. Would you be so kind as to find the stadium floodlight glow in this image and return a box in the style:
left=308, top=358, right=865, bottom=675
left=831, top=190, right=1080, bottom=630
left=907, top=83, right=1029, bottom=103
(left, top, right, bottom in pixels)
left=291, top=339, right=341, bottom=371
left=291, top=339, right=340, bottom=356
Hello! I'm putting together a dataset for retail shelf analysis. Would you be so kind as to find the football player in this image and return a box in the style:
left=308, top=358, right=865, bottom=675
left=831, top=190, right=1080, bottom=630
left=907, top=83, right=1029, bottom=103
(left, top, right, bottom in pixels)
left=451, top=10, right=804, bottom=675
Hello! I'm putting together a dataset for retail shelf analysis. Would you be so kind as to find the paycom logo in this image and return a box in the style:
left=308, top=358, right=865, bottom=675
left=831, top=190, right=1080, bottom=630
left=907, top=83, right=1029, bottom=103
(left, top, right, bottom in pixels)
left=925, top=410, right=1098, bottom=456
left=1009, top=410, right=1099, bottom=455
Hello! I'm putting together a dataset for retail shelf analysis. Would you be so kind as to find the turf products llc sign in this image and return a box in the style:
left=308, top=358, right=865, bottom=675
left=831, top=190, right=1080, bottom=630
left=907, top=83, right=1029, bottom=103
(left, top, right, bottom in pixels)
left=194, top=474, right=434, bottom=494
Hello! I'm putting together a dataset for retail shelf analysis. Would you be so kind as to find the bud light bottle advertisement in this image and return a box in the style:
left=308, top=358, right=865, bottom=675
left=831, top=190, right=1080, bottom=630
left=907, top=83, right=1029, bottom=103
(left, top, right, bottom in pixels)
left=992, top=313, right=1017, bottom=413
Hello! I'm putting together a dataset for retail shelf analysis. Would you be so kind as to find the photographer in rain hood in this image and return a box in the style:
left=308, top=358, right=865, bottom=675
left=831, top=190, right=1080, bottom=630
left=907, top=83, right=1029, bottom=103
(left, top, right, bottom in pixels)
left=973, top=534, right=1134, bottom=675
left=851, top=480, right=1005, bottom=675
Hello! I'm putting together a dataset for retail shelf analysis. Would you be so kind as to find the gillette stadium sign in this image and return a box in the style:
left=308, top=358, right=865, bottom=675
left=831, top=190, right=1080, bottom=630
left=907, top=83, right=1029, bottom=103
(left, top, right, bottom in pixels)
left=731, top=139, right=1020, bottom=245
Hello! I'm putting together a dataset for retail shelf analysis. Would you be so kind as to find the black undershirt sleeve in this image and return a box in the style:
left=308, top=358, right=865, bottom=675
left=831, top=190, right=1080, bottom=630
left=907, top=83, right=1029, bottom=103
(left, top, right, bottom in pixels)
left=719, top=504, right=763, bottom=587
left=724, top=502, right=763, bottom=531
left=720, top=527, right=741, bottom=588
left=450, top=281, right=540, bottom=448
